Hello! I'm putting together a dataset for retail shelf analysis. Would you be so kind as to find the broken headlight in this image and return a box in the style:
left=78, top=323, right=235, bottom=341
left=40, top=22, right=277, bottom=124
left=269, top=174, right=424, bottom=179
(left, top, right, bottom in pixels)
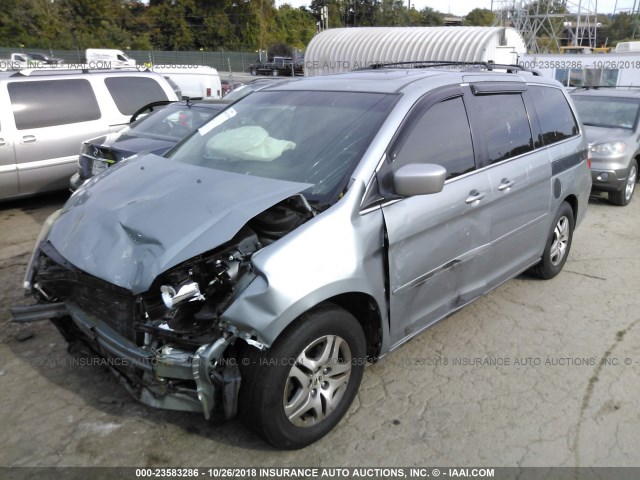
left=160, top=281, right=205, bottom=309
left=141, top=226, right=261, bottom=345
left=81, top=143, right=115, bottom=177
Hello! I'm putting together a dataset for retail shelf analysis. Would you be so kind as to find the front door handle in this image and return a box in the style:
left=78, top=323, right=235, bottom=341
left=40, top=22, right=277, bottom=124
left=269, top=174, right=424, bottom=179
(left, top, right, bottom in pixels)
left=0, top=138, right=6, bottom=146
left=498, top=179, right=515, bottom=191
left=22, top=135, right=36, bottom=144
left=465, top=190, right=486, bottom=205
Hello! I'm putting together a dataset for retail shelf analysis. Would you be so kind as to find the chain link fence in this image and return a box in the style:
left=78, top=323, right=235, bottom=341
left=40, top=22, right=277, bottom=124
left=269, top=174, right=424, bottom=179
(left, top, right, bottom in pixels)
left=0, top=47, right=259, bottom=74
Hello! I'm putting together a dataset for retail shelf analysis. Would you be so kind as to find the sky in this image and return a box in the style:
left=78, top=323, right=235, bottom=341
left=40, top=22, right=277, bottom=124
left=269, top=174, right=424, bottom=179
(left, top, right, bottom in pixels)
left=277, top=0, right=627, bottom=17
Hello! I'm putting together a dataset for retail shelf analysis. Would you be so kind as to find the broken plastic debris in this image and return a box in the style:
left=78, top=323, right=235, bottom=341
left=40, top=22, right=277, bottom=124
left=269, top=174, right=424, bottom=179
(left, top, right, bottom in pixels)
left=15, top=331, right=34, bottom=342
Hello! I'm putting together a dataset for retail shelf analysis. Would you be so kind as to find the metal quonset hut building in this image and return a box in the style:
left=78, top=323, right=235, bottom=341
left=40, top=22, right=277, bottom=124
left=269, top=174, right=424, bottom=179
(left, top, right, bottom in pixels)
left=304, top=27, right=527, bottom=76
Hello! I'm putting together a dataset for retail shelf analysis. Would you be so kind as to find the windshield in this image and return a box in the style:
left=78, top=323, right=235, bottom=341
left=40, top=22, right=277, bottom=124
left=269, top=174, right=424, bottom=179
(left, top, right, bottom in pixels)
left=572, top=95, right=640, bottom=130
left=126, top=103, right=224, bottom=140
left=168, top=90, right=396, bottom=205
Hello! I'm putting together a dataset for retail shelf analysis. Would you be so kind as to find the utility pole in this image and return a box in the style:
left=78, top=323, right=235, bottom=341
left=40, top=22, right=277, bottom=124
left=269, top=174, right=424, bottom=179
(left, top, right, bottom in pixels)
left=259, top=0, right=264, bottom=61
left=319, top=5, right=329, bottom=30
left=633, top=0, right=640, bottom=39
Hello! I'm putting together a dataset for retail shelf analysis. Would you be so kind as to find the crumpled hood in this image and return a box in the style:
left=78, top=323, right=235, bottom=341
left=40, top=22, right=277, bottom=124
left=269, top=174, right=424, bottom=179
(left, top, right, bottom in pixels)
left=583, top=125, right=634, bottom=145
left=48, top=153, right=310, bottom=294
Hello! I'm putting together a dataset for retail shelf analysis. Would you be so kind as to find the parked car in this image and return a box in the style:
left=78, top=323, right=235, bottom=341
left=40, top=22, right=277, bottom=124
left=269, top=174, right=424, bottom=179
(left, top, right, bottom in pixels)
left=570, top=87, right=639, bottom=205
left=85, top=49, right=136, bottom=68
left=221, top=79, right=244, bottom=96
left=0, top=69, right=178, bottom=200
left=13, top=63, right=591, bottom=449
left=250, top=56, right=304, bottom=76
left=0, top=52, right=37, bottom=71
left=70, top=101, right=227, bottom=190
left=152, top=65, right=222, bottom=99
left=69, top=77, right=297, bottom=189
left=27, top=52, right=65, bottom=65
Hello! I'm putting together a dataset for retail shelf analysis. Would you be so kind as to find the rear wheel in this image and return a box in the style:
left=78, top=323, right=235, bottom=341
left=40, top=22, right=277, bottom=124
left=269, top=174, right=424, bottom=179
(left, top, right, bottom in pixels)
left=272, top=68, right=280, bottom=77
left=238, top=304, right=366, bottom=449
left=609, top=160, right=637, bottom=206
left=529, top=201, right=574, bottom=279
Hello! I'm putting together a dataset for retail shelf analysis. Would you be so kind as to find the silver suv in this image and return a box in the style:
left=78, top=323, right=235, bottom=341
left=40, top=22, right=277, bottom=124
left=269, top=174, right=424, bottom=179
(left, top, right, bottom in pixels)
left=13, top=64, right=591, bottom=449
left=571, top=87, right=640, bottom=206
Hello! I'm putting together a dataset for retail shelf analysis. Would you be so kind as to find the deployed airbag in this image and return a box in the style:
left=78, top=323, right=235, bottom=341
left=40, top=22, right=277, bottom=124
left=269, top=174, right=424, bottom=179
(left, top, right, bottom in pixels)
left=207, top=126, right=296, bottom=161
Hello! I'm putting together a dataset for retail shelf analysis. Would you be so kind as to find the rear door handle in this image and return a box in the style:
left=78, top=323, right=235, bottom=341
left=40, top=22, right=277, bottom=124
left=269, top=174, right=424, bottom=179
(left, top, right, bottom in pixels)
left=21, top=135, right=36, bottom=144
left=498, top=179, right=515, bottom=191
left=465, top=191, right=486, bottom=205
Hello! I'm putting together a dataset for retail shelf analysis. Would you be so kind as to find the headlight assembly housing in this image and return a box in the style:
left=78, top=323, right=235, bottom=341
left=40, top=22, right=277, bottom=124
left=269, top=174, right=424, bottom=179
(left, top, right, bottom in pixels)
left=589, top=142, right=627, bottom=156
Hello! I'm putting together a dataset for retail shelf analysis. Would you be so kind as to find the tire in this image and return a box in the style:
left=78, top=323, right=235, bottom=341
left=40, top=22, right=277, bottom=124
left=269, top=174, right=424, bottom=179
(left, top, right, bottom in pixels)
left=250, top=68, right=257, bottom=76
left=272, top=68, right=280, bottom=77
left=238, top=304, right=366, bottom=449
left=609, top=159, right=637, bottom=206
left=529, top=201, right=574, bottom=279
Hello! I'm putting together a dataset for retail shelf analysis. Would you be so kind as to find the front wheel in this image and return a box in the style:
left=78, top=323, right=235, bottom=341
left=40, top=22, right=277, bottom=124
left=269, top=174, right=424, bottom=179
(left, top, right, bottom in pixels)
left=238, top=304, right=366, bottom=449
left=272, top=68, right=280, bottom=77
left=609, top=159, right=637, bottom=206
left=250, top=68, right=257, bottom=76
left=529, top=201, right=574, bottom=279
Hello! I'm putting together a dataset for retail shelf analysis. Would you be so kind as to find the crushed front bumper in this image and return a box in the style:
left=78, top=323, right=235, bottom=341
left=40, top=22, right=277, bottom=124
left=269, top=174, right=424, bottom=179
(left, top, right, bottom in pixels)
left=10, top=301, right=240, bottom=419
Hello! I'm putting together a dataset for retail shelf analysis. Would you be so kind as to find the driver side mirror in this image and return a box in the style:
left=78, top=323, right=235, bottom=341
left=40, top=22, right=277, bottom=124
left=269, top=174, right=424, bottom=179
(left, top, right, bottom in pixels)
left=393, top=163, right=447, bottom=197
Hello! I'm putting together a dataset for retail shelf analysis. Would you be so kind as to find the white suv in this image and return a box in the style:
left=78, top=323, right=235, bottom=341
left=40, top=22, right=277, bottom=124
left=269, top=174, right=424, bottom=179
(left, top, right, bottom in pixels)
left=0, top=69, right=178, bottom=200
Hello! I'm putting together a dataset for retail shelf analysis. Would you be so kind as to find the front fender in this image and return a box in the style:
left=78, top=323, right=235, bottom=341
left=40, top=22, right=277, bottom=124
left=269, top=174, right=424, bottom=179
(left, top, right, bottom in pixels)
left=220, top=182, right=389, bottom=349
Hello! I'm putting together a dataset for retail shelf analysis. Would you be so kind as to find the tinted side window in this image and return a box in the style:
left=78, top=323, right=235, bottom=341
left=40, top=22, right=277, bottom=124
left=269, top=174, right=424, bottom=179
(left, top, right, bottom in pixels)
left=473, top=93, right=533, bottom=164
left=105, top=77, right=169, bottom=115
left=529, top=86, right=579, bottom=145
left=8, top=79, right=101, bottom=130
left=392, top=96, right=475, bottom=180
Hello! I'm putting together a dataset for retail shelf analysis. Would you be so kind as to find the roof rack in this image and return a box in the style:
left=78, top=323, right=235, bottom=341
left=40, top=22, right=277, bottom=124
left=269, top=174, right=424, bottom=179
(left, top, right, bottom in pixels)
left=364, top=60, right=540, bottom=76
left=12, top=68, right=91, bottom=76
left=10, top=67, right=150, bottom=77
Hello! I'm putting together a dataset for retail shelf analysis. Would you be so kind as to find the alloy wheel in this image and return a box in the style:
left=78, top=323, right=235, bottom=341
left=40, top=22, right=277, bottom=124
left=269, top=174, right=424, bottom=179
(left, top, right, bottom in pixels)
left=550, top=215, right=570, bottom=266
left=283, top=335, right=352, bottom=428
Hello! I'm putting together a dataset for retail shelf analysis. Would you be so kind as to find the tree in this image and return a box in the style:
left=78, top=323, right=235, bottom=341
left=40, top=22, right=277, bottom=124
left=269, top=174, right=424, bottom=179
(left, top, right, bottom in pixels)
left=376, top=0, right=407, bottom=26
left=528, top=0, right=568, bottom=15
left=406, top=7, right=423, bottom=26
left=310, top=0, right=351, bottom=28
left=148, top=0, right=196, bottom=50
left=601, top=12, right=638, bottom=46
left=272, top=5, right=317, bottom=49
left=420, top=7, right=444, bottom=26
left=464, top=8, right=495, bottom=26
left=0, top=0, right=409, bottom=52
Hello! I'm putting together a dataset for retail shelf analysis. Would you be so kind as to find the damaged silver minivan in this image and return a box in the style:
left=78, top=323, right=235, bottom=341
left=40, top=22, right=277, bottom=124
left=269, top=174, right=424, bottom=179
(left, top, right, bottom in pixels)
left=13, top=64, right=592, bottom=449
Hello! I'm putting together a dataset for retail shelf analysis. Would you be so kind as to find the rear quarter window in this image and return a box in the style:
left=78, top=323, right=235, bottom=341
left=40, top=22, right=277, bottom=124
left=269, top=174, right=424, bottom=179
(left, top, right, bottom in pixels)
left=529, top=86, right=579, bottom=145
left=105, top=76, right=170, bottom=115
left=8, top=79, right=101, bottom=130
